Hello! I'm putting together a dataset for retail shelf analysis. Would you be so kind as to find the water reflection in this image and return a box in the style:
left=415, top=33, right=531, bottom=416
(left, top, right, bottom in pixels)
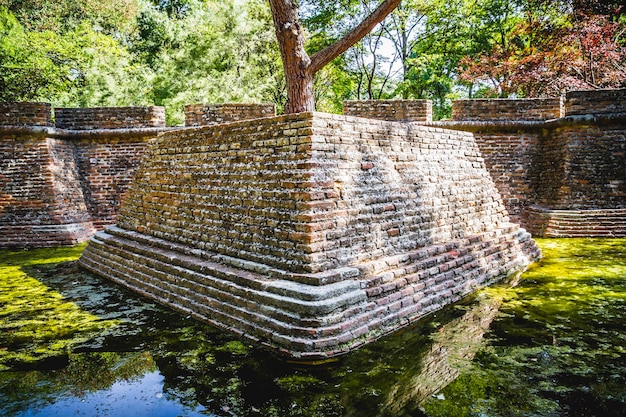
left=0, top=247, right=505, bottom=417
left=2, top=239, right=625, bottom=416
left=381, top=288, right=505, bottom=416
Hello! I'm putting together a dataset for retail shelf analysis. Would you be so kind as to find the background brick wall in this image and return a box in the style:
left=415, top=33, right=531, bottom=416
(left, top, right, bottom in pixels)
left=533, top=123, right=626, bottom=210
left=184, top=103, right=276, bottom=126
left=452, top=98, right=564, bottom=121
left=343, top=100, right=432, bottom=122
left=0, top=130, right=96, bottom=247
left=0, top=102, right=52, bottom=126
left=565, top=89, right=626, bottom=115
left=0, top=107, right=167, bottom=247
left=55, top=106, right=166, bottom=130
left=71, top=132, right=161, bottom=229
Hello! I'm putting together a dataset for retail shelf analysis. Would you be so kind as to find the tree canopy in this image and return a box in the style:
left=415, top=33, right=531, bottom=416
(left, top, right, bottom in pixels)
left=0, top=0, right=624, bottom=122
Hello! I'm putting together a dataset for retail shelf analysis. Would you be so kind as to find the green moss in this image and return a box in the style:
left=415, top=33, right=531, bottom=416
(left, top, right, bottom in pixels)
left=1, top=238, right=624, bottom=417
left=420, top=238, right=626, bottom=417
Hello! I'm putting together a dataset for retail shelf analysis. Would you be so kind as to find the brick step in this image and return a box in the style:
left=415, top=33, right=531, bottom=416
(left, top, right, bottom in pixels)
left=83, top=231, right=366, bottom=317
left=79, top=222, right=539, bottom=360
left=104, top=225, right=361, bottom=286
left=80, top=239, right=379, bottom=352
left=525, top=206, right=626, bottom=238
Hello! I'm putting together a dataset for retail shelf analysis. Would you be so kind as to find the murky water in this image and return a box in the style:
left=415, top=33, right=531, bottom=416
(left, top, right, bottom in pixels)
left=1, top=238, right=624, bottom=417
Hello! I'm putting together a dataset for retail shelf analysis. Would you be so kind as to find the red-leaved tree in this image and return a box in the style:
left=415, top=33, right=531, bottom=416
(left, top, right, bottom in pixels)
left=459, top=7, right=626, bottom=97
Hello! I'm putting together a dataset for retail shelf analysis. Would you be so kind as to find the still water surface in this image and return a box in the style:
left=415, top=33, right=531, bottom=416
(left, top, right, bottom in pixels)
left=1, top=238, right=624, bottom=417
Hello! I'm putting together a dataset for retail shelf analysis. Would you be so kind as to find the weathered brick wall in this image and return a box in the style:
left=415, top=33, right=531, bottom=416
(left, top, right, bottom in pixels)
left=71, top=132, right=161, bottom=229
left=524, top=206, right=626, bottom=237
left=0, top=105, right=167, bottom=247
left=469, top=129, right=542, bottom=224
left=534, top=122, right=626, bottom=210
left=80, top=112, right=539, bottom=359
left=55, top=106, right=166, bottom=130
left=184, top=103, right=276, bottom=126
left=350, top=90, right=625, bottom=237
left=0, top=102, right=52, bottom=126
left=117, top=113, right=511, bottom=274
left=0, top=129, right=96, bottom=247
left=565, top=89, right=626, bottom=115
left=452, top=98, right=564, bottom=121
left=343, top=100, right=432, bottom=122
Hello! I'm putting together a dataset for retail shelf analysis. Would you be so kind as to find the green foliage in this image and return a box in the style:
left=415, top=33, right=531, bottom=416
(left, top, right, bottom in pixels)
left=1, top=0, right=621, bottom=121
left=0, top=8, right=76, bottom=102
left=0, top=0, right=139, bottom=34
left=144, top=0, right=283, bottom=124
left=0, top=0, right=283, bottom=124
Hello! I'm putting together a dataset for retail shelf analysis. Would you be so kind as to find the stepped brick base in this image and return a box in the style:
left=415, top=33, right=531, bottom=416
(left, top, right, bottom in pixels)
left=0, top=222, right=97, bottom=248
left=525, top=206, right=626, bottom=237
left=81, top=225, right=536, bottom=360
left=79, top=112, right=540, bottom=360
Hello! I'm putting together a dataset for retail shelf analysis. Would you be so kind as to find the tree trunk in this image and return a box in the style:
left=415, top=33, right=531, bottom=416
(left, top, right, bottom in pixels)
left=268, top=0, right=315, bottom=113
left=269, top=0, right=402, bottom=114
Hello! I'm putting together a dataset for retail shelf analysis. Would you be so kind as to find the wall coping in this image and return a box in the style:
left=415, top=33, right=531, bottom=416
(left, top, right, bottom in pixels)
left=428, top=112, right=626, bottom=132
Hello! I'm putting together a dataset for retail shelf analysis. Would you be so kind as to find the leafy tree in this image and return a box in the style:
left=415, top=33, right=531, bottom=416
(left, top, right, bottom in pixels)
left=141, top=0, right=284, bottom=124
left=0, top=7, right=77, bottom=102
left=268, top=0, right=401, bottom=113
left=0, top=0, right=139, bottom=34
left=458, top=0, right=626, bottom=97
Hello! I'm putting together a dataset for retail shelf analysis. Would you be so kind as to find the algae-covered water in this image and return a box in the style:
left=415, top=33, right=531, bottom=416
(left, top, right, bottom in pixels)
left=1, top=238, right=624, bottom=417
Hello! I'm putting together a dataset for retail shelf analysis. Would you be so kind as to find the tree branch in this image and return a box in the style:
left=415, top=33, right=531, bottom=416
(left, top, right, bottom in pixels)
left=309, top=0, right=401, bottom=74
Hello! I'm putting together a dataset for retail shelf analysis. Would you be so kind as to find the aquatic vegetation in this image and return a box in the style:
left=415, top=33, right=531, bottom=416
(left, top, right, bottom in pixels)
left=0, top=238, right=624, bottom=416
left=420, top=238, right=626, bottom=417
left=0, top=245, right=119, bottom=370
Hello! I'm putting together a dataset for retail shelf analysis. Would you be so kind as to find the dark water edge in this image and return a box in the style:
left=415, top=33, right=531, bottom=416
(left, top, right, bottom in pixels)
left=0, top=238, right=624, bottom=417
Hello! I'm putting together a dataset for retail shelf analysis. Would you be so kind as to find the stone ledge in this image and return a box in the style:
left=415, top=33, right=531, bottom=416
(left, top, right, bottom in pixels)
left=103, top=225, right=361, bottom=286
left=79, top=224, right=538, bottom=360
left=0, top=222, right=97, bottom=248
left=524, top=205, right=626, bottom=237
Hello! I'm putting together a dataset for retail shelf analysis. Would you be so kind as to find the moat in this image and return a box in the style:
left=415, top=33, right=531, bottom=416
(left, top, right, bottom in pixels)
left=1, top=238, right=624, bottom=417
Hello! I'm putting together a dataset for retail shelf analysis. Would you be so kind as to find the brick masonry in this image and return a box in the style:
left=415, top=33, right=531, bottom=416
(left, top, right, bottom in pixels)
left=55, top=106, right=166, bottom=130
left=565, top=89, right=626, bottom=116
left=79, top=112, right=540, bottom=360
left=0, top=104, right=271, bottom=247
left=452, top=98, right=564, bottom=121
left=2, top=91, right=624, bottom=358
left=0, top=102, right=53, bottom=126
left=343, top=100, right=432, bottom=122
left=184, top=103, right=276, bottom=126
left=423, top=90, right=625, bottom=237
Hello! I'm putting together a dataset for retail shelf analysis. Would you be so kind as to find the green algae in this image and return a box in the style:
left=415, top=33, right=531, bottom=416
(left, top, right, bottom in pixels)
left=0, top=238, right=624, bottom=417
left=419, top=238, right=626, bottom=417
left=0, top=245, right=119, bottom=370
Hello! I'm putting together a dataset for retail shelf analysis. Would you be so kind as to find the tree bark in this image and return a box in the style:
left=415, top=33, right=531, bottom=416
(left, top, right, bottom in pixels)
left=269, top=0, right=401, bottom=113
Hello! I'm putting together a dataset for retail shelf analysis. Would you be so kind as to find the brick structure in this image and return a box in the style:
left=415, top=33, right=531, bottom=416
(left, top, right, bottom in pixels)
left=0, top=128, right=96, bottom=247
left=343, top=100, right=432, bottom=122
left=0, top=102, right=53, bottom=126
left=0, top=103, right=294, bottom=248
left=3, top=91, right=624, bottom=358
left=79, top=112, right=539, bottom=360
left=565, top=89, right=626, bottom=115
left=184, top=103, right=276, bottom=126
left=426, top=90, right=626, bottom=237
left=0, top=106, right=168, bottom=247
left=452, top=98, right=564, bottom=121
left=55, top=106, right=166, bottom=130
